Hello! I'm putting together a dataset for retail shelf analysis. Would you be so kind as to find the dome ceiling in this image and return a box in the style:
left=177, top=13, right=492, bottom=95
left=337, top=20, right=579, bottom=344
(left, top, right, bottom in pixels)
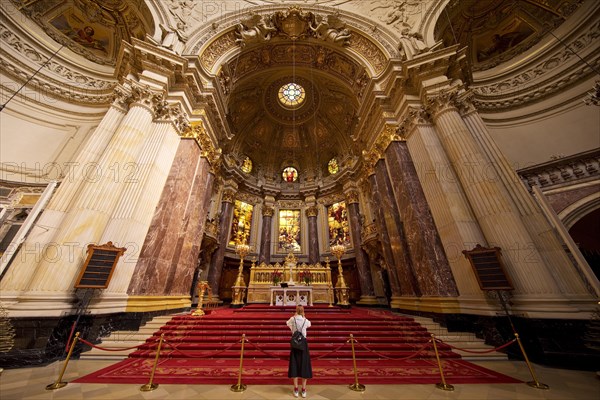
left=435, top=0, right=583, bottom=72
left=223, top=45, right=361, bottom=182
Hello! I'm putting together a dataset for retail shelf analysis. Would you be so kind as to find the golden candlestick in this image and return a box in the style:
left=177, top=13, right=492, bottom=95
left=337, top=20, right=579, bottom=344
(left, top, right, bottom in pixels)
left=231, top=243, right=250, bottom=307
left=330, top=244, right=350, bottom=307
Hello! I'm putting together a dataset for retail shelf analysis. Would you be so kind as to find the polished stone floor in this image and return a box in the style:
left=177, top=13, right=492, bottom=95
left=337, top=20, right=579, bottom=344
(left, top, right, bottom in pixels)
left=0, top=359, right=598, bottom=400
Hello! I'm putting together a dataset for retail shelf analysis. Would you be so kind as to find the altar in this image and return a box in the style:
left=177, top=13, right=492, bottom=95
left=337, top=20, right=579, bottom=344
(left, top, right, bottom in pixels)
left=270, top=285, right=313, bottom=306
left=245, top=253, right=334, bottom=305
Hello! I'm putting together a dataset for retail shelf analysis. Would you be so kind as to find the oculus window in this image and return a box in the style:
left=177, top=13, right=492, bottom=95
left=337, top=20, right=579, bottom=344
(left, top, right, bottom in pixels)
left=282, top=166, right=298, bottom=182
left=278, top=83, right=305, bottom=108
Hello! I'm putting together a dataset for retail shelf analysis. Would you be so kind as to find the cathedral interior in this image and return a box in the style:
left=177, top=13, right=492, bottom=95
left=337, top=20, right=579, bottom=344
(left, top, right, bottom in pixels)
left=0, top=0, right=599, bottom=376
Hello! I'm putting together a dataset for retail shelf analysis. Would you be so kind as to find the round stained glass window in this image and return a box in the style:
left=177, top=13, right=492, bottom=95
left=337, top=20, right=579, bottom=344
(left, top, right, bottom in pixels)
left=282, top=166, right=298, bottom=182
left=328, top=158, right=339, bottom=175
left=278, top=83, right=305, bottom=107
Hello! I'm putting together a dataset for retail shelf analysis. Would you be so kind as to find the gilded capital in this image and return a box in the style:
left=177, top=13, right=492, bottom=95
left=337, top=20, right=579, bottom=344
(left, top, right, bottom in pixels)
left=262, top=206, right=274, bottom=217
left=221, top=189, right=236, bottom=203
left=305, top=206, right=319, bottom=218
left=345, top=190, right=359, bottom=204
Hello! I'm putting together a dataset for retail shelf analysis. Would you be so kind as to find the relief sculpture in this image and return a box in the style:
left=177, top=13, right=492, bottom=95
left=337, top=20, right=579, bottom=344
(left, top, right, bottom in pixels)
left=235, top=14, right=277, bottom=47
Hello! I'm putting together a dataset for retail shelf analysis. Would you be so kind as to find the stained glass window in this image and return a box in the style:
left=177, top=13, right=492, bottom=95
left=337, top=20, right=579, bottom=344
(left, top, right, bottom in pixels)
left=282, top=166, right=298, bottom=182
left=241, top=156, right=252, bottom=173
left=328, top=158, right=339, bottom=174
left=278, top=209, right=301, bottom=252
left=229, top=200, right=254, bottom=245
left=278, top=83, right=305, bottom=107
left=328, top=201, right=351, bottom=247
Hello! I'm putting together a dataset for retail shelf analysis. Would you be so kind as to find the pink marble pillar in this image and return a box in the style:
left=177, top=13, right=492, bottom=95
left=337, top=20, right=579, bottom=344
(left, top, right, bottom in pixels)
left=369, top=162, right=418, bottom=297
left=128, top=139, right=214, bottom=296
left=384, top=141, right=458, bottom=297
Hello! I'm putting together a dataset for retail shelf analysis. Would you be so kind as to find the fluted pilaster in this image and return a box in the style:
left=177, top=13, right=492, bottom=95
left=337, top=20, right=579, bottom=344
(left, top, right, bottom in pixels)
left=426, top=88, right=564, bottom=297
left=460, top=101, right=593, bottom=296
left=404, top=112, right=485, bottom=298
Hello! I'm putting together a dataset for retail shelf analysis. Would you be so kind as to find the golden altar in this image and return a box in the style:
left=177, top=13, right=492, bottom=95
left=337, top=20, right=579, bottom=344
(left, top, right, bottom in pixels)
left=246, top=253, right=334, bottom=305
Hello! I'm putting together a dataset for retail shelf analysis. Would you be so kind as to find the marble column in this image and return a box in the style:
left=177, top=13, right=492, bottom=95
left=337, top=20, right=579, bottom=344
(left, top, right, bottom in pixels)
left=369, top=162, right=419, bottom=299
left=259, top=206, right=274, bottom=264
left=206, top=187, right=236, bottom=299
left=461, top=102, right=593, bottom=296
left=384, top=140, right=458, bottom=297
left=305, top=206, right=320, bottom=265
left=404, top=111, right=486, bottom=300
left=344, top=188, right=377, bottom=304
left=426, top=87, right=566, bottom=301
left=128, top=139, right=214, bottom=297
left=3, top=84, right=163, bottom=315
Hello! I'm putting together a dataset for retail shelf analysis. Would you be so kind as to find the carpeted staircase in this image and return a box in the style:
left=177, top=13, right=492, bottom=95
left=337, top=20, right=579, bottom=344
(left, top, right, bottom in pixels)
left=76, top=305, right=518, bottom=385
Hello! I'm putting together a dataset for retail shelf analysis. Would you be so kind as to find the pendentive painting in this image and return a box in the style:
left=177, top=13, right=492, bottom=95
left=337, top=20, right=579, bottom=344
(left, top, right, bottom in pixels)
left=328, top=201, right=351, bottom=247
left=50, top=8, right=113, bottom=59
left=229, top=200, right=254, bottom=245
left=278, top=209, right=301, bottom=252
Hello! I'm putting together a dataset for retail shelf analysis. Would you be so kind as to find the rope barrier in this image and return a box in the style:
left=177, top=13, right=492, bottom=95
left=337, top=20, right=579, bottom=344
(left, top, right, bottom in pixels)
left=159, top=338, right=243, bottom=359
left=244, top=339, right=286, bottom=360
left=434, top=337, right=517, bottom=354
left=78, top=338, right=142, bottom=352
left=353, top=338, right=433, bottom=361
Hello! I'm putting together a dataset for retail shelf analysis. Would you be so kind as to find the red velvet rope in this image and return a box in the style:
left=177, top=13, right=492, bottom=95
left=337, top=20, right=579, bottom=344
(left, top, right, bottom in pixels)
left=160, top=338, right=242, bottom=359
left=78, top=338, right=142, bottom=352
left=352, top=338, right=433, bottom=361
left=244, top=339, right=287, bottom=360
left=433, top=337, right=517, bottom=354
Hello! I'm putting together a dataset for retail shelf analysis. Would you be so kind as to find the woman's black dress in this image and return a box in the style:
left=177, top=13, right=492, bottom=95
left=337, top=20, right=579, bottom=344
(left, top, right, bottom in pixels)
left=288, top=339, right=313, bottom=379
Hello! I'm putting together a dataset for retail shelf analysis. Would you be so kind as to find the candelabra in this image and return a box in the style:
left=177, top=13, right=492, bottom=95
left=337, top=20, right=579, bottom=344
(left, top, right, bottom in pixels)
left=231, top=243, right=250, bottom=308
left=330, top=244, right=350, bottom=307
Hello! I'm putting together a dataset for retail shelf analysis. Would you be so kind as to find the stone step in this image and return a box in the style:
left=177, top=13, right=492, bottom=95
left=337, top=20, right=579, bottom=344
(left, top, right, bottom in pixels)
left=80, top=314, right=185, bottom=360
left=398, top=314, right=508, bottom=361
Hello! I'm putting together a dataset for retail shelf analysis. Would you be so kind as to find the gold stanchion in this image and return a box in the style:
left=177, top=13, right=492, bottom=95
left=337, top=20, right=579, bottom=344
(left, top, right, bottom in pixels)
left=140, top=333, right=164, bottom=392
left=230, top=334, right=247, bottom=392
left=46, top=332, right=80, bottom=390
left=431, top=334, right=454, bottom=391
left=348, top=334, right=366, bottom=392
left=514, top=333, right=549, bottom=389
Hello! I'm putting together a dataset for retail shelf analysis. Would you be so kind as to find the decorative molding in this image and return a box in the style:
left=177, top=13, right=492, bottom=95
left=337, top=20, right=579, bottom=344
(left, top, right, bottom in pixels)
left=517, top=149, right=600, bottom=192
left=181, top=121, right=222, bottom=168
left=471, top=20, right=600, bottom=110
left=277, top=200, right=303, bottom=209
left=362, top=124, right=405, bottom=168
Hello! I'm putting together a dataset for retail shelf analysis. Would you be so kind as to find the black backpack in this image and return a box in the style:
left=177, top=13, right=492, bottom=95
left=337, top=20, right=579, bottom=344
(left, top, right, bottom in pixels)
left=290, top=318, right=306, bottom=351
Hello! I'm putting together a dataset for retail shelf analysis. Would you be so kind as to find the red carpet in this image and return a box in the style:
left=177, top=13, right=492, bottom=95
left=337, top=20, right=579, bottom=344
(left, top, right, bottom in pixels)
left=75, top=305, right=520, bottom=385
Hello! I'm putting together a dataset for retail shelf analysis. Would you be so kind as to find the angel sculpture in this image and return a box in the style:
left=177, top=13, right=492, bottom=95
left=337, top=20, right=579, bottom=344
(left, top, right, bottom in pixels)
left=309, top=14, right=351, bottom=46
left=235, top=14, right=277, bottom=47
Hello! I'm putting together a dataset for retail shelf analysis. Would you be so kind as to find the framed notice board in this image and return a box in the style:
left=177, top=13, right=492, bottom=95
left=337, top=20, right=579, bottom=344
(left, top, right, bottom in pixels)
left=74, top=242, right=127, bottom=289
left=462, top=244, right=513, bottom=291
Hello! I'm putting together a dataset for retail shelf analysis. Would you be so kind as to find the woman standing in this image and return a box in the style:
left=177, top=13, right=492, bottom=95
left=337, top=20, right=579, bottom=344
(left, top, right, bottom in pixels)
left=286, top=305, right=312, bottom=398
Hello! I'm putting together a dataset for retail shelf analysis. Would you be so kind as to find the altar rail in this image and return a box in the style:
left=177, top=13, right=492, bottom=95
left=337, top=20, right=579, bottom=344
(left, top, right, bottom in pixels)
left=247, top=260, right=333, bottom=304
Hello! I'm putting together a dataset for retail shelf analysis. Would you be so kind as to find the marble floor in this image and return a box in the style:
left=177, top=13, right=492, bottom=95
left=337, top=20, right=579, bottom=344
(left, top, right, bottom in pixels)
left=0, top=359, right=598, bottom=400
